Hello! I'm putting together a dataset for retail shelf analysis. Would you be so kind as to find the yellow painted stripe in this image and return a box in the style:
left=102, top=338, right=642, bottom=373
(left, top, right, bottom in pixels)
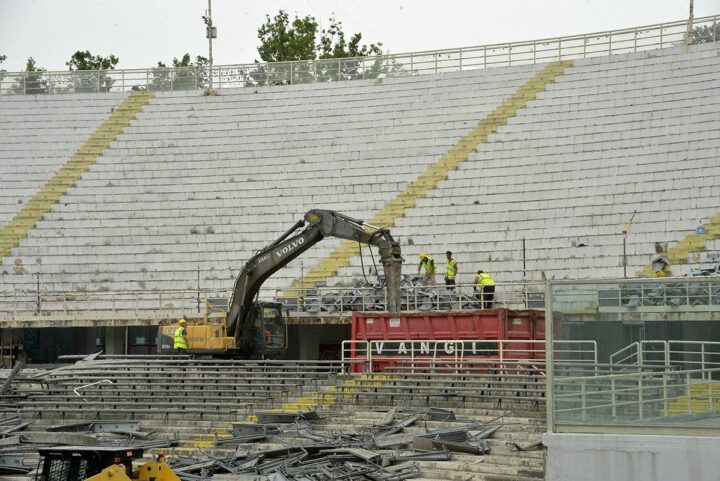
left=664, top=381, right=720, bottom=416
left=0, top=92, right=154, bottom=258
left=640, top=212, right=720, bottom=275
left=291, top=61, right=573, bottom=290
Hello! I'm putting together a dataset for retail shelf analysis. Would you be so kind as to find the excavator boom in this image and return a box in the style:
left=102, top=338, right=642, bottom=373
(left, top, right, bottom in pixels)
left=227, top=209, right=403, bottom=354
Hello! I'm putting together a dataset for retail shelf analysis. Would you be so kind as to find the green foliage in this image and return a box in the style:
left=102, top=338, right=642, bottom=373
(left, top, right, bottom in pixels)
left=66, top=50, right=119, bottom=71
left=256, top=10, right=381, bottom=62
left=66, top=51, right=119, bottom=92
left=257, top=10, right=318, bottom=62
left=25, top=57, right=42, bottom=72
left=317, top=15, right=382, bottom=60
left=150, top=54, right=209, bottom=91
left=253, top=10, right=388, bottom=85
left=14, top=57, right=49, bottom=94
left=692, top=24, right=720, bottom=44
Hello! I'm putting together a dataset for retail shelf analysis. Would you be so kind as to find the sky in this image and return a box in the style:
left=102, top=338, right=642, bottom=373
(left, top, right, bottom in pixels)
left=0, top=0, right=716, bottom=72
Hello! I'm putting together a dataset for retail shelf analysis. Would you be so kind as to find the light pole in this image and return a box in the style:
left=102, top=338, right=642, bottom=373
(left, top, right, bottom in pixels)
left=622, top=214, right=636, bottom=278
left=686, top=0, right=695, bottom=47
left=202, top=0, right=217, bottom=90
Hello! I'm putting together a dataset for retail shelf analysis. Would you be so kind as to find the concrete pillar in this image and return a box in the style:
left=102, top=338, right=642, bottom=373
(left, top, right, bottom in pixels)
left=296, top=325, right=320, bottom=360
left=104, top=327, right=126, bottom=355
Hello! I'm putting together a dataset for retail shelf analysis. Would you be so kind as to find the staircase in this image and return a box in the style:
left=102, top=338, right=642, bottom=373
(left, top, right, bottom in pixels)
left=666, top=380, right=720, bottom=415
left=0, top=91, right=155, bottom=258
left=17, top=361, right=547, bottom=480
left=292, top=60, right=574, bottom=290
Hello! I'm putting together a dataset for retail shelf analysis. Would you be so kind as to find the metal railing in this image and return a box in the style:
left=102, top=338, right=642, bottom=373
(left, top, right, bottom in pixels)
left=279, top=281, right=545, bottom=314
left=550, top=276, right=720, bottom=313
left=341, top=338, right=597, bottom=373
left=326, top=357, right=550, bottom=406
left=0, top=282, right=545, bottom=325
left=0, top=288, right=222, bottom=325
left=1, top=15, right=717, bottom=95
left=554, top=366, right=720, bottom=424
left=610, top=340, right=720, bottom=373
left=599, top=279, right=720, bottom=309
left=609, top=342, right=641, bottom=365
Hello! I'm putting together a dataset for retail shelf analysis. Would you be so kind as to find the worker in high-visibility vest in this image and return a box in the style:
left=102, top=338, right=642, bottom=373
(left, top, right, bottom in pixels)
left=174, top=318, right=188, bottom=354
left=417, top=252, right=437, bottom=285
left=444, top=251, right=458, bottom=290
left=474, top=270, right=495, bottom=309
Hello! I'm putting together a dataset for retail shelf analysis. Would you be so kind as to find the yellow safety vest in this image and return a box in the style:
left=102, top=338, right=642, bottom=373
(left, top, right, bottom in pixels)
left=478, top=273, right=495, bottom=286
left=446, top=259, right=457, bottom=280
left=421, top=257, right=436, bottom=275
left=174, top=326, right=188, bottom=350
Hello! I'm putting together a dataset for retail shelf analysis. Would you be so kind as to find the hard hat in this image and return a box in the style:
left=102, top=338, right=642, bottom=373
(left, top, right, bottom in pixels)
left=655, top=271, right=665, bottom=277
left=179, top=319, right=187, bottom=325
left=419, top=252, right=428, bottom=259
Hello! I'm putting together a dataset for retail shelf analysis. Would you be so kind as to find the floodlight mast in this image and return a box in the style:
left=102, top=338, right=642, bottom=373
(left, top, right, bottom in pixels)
left=203, top=0, right=216, bottom=90
left=686, top=0, right=694, bottom=47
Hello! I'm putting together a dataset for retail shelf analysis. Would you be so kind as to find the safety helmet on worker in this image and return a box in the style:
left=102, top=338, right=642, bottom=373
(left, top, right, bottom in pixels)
left=419, top=252, right=428, bottom=259
left=179, top=319, right=187, bottom=325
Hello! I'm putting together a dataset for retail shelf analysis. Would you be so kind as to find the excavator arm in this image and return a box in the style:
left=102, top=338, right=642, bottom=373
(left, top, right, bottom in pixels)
left=227, top=209, right=403, bottom=354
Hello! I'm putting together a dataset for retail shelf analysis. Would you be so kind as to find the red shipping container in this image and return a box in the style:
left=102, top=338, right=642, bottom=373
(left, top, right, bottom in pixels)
left=350, top=308, right=545, bottom=372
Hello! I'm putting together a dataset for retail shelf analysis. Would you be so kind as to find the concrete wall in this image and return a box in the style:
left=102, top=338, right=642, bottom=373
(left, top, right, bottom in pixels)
left=286, top=324, right=350, bottom=360
left=544, top=433, right=720, bottom=481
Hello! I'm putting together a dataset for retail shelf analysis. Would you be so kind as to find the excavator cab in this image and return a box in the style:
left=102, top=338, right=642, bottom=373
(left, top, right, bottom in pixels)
left=248, top=301, right=287, bottom=357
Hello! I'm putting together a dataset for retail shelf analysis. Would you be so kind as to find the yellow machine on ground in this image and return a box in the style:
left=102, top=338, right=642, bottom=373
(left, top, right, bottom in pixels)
left=36, top=446, right=179, bottom=481
left=157, top=297, right=242, bottom=354
left=156, top=209, right=402, bottom=358
left=156, top=297, right=287, bottom=357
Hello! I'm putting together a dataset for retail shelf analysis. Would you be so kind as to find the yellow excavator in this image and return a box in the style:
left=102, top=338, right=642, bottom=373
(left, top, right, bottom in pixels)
left=36, top=446, right=180, bottom=481
left=156, top=209, right=403, bottom=358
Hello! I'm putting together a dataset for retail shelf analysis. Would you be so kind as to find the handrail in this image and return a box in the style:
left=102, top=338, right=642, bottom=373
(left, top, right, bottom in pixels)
left=0, top=282, right=547, bottom=325
left=609, top=342, right=639, bottom=365
left=3, top=276, right=718, bottom=325
left=609, top=340, right=720, bottom=372
left=1, top=15, right=717, bottom=95
left=341, top=338, right=597, bottom=373
left=554, top=367, right=720, bottom=422
left=0, top=288, right=224, bottom=326
left=281, top=281, right=545, bottom=313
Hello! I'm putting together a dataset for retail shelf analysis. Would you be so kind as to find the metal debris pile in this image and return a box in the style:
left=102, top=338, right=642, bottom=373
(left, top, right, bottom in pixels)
left=300, top=275, right=484, bottom=313
left=167, top=408, right=509, bottom=481
left=0, top=418, right=178, bottom=477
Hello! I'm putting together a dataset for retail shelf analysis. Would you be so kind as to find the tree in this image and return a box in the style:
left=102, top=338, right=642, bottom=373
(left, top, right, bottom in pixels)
left=151, top=54, right=209, bottom=91
left=257, top=10, right=318, bottom=62
left=252, top=10, right=387, bottom=85
left=0, top=54, right=6, bottom=85
left=693, top=24, right=720, bottom=44
left=12, top=57, right=49, bottom=95
left=317, top=15, right=382, bottom=60
left=66, top=50, right=119, bottom=92
left=66, top=51, right=119, bottom=71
